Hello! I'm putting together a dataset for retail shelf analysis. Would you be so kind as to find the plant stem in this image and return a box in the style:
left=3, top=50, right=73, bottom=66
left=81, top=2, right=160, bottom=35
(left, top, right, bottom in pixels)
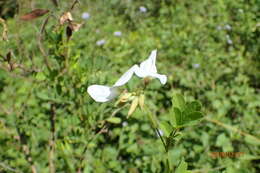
left=144, top=106, right=172, bottom=172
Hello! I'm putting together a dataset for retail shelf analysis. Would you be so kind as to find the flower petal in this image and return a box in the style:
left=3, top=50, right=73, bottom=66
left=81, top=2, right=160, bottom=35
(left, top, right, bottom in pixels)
left=133, top=65, right=146, bottom=78
left=150, top=73, right=167, bottom=85
left=113, top=65, right=139, bottom=87
left=139, top=50, right=157, bottom=74
left=87, top=85, right=118, bottom=102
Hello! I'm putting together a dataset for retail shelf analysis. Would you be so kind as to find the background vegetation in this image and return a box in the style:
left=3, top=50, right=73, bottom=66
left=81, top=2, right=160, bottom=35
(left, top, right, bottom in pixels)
left=0, top=0, right=259, bottom=172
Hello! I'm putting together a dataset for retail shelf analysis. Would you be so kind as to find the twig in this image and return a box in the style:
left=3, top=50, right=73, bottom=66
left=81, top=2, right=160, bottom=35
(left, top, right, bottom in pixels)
left=37, top=15, right=52, bottom=71
left=0, top=162, right=22, bottom=173
left=70, top=0, right=80, bottom=10
left=205, top=117, right=260, bottom=143
left=50, top=0, right=58, bottom=7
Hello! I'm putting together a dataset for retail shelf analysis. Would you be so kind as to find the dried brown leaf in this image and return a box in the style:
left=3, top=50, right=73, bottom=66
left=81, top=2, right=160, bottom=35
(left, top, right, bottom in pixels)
left=66, top=26, right=73, bottom=40
left=59, top=12, right=73, bottom=25
left=66, top=22, right=83, bottom=40
left=69, top=22, right=83, bottom=32
left=20, top=9, right=49, bottom=21
left=6, top=52, right=11, bottom=63
left=138, top=94, right=145, bottom=110
left=127, top=97, right=139, bottom=118
left=0, top=18, right=8, bottom=41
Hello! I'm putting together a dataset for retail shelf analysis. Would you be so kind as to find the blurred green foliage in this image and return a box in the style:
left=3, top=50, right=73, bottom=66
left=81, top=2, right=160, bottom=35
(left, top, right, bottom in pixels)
left=0, top=0, right=18, bottom=19
left=0, top=0, right=259, bottom=172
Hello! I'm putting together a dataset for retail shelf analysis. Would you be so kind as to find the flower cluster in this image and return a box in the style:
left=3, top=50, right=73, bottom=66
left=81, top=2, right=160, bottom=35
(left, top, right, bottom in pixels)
left=87, top=50, right=167, bottom=102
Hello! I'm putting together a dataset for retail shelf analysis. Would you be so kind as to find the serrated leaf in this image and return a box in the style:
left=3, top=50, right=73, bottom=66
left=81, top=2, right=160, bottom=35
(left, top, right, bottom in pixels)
left=106, top=117, right=121, bottom=124
left=159, top=121, right=173, bottom=137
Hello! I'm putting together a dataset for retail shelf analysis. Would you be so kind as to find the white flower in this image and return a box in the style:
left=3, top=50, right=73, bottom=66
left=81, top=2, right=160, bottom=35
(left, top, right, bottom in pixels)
left=87, top=50, right=167, bottom=102
left=87, top=65, right=137, bottom=102
left=139, top=6, right=147, bottom=13
left=134, top=50, right=167, bottom=85
left=81, top=12, right=90, bottom=20
left=114, top=31, right=122, bottom=37
left=87, top=85, right=118, bottom=102
left=96, top=39, right=106, bottom=46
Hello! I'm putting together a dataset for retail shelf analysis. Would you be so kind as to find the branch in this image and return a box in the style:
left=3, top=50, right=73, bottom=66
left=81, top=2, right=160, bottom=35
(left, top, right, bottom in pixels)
left=205, top=117, right=260, bottom=143
left=37, top=15, right=52, bottom=71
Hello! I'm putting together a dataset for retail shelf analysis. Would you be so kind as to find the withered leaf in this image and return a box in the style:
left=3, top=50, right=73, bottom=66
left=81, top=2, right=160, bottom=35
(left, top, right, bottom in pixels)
left=66, top=26, right=73, bottom=40
left=20, top=9, right=49, bottom=21
left=6, top=51, right=11, bottom=63
left=68, top=22, right=83, bottom=32
left=59, top=12, right=73, bottom=25
left=66, top=22, right=83, bottom=40
left=0, top=18, right=8, bottom=41
left=127, top=97, right=139, bottom=118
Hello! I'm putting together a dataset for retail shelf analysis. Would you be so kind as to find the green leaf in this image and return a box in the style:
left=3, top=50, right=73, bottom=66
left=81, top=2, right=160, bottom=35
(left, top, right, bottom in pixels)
left=175, top=159, right=189, bottom=173
left=216, top=133, right=233, bottom=152
left=185, top=101, right=202, bottom=112
left=170, top=107, right=182, bottom=127
left=245, top=135, right=260, bottom=146
left=106, top=117, right=122, bottom=124
left=159, top=121, right=173, bottom=137
left=184, top=111, right=203, bottom=122
left=36, top=92, right=49, bottom=100
left=35, top=72, right=46, bottom=81
left=173, top=93, right=185, bottom=111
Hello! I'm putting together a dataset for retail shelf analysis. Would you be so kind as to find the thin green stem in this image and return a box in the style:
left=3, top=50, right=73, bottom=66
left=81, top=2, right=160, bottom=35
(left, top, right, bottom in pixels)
left=144, top=105, right=172, bottom=173
left=155, top=128, right=167, bottom=152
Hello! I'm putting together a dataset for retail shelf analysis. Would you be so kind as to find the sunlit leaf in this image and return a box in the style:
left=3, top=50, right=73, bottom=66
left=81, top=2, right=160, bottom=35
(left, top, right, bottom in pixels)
left=175, top=159, right=189, bottom=173
left=106, top=117, right=122, bottom=124
left=173, top=93, right=185, bottom=111
left=127, top=97, right=139, bottom=118
left=159, top=121, right=173, bottom=137
left=59, top=12, right=73, bottom=25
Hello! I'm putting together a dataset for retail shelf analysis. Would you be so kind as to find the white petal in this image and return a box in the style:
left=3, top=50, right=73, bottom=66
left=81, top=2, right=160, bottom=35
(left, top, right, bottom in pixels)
left=140, top=50, right=157, bottom=74
left=87, top=85, right=118, bottom=102
left=113, top=65, right=139, bottom=87
left=133, top=65, right=147, bottom=78
left=150, top=73, right=167, bottom=85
